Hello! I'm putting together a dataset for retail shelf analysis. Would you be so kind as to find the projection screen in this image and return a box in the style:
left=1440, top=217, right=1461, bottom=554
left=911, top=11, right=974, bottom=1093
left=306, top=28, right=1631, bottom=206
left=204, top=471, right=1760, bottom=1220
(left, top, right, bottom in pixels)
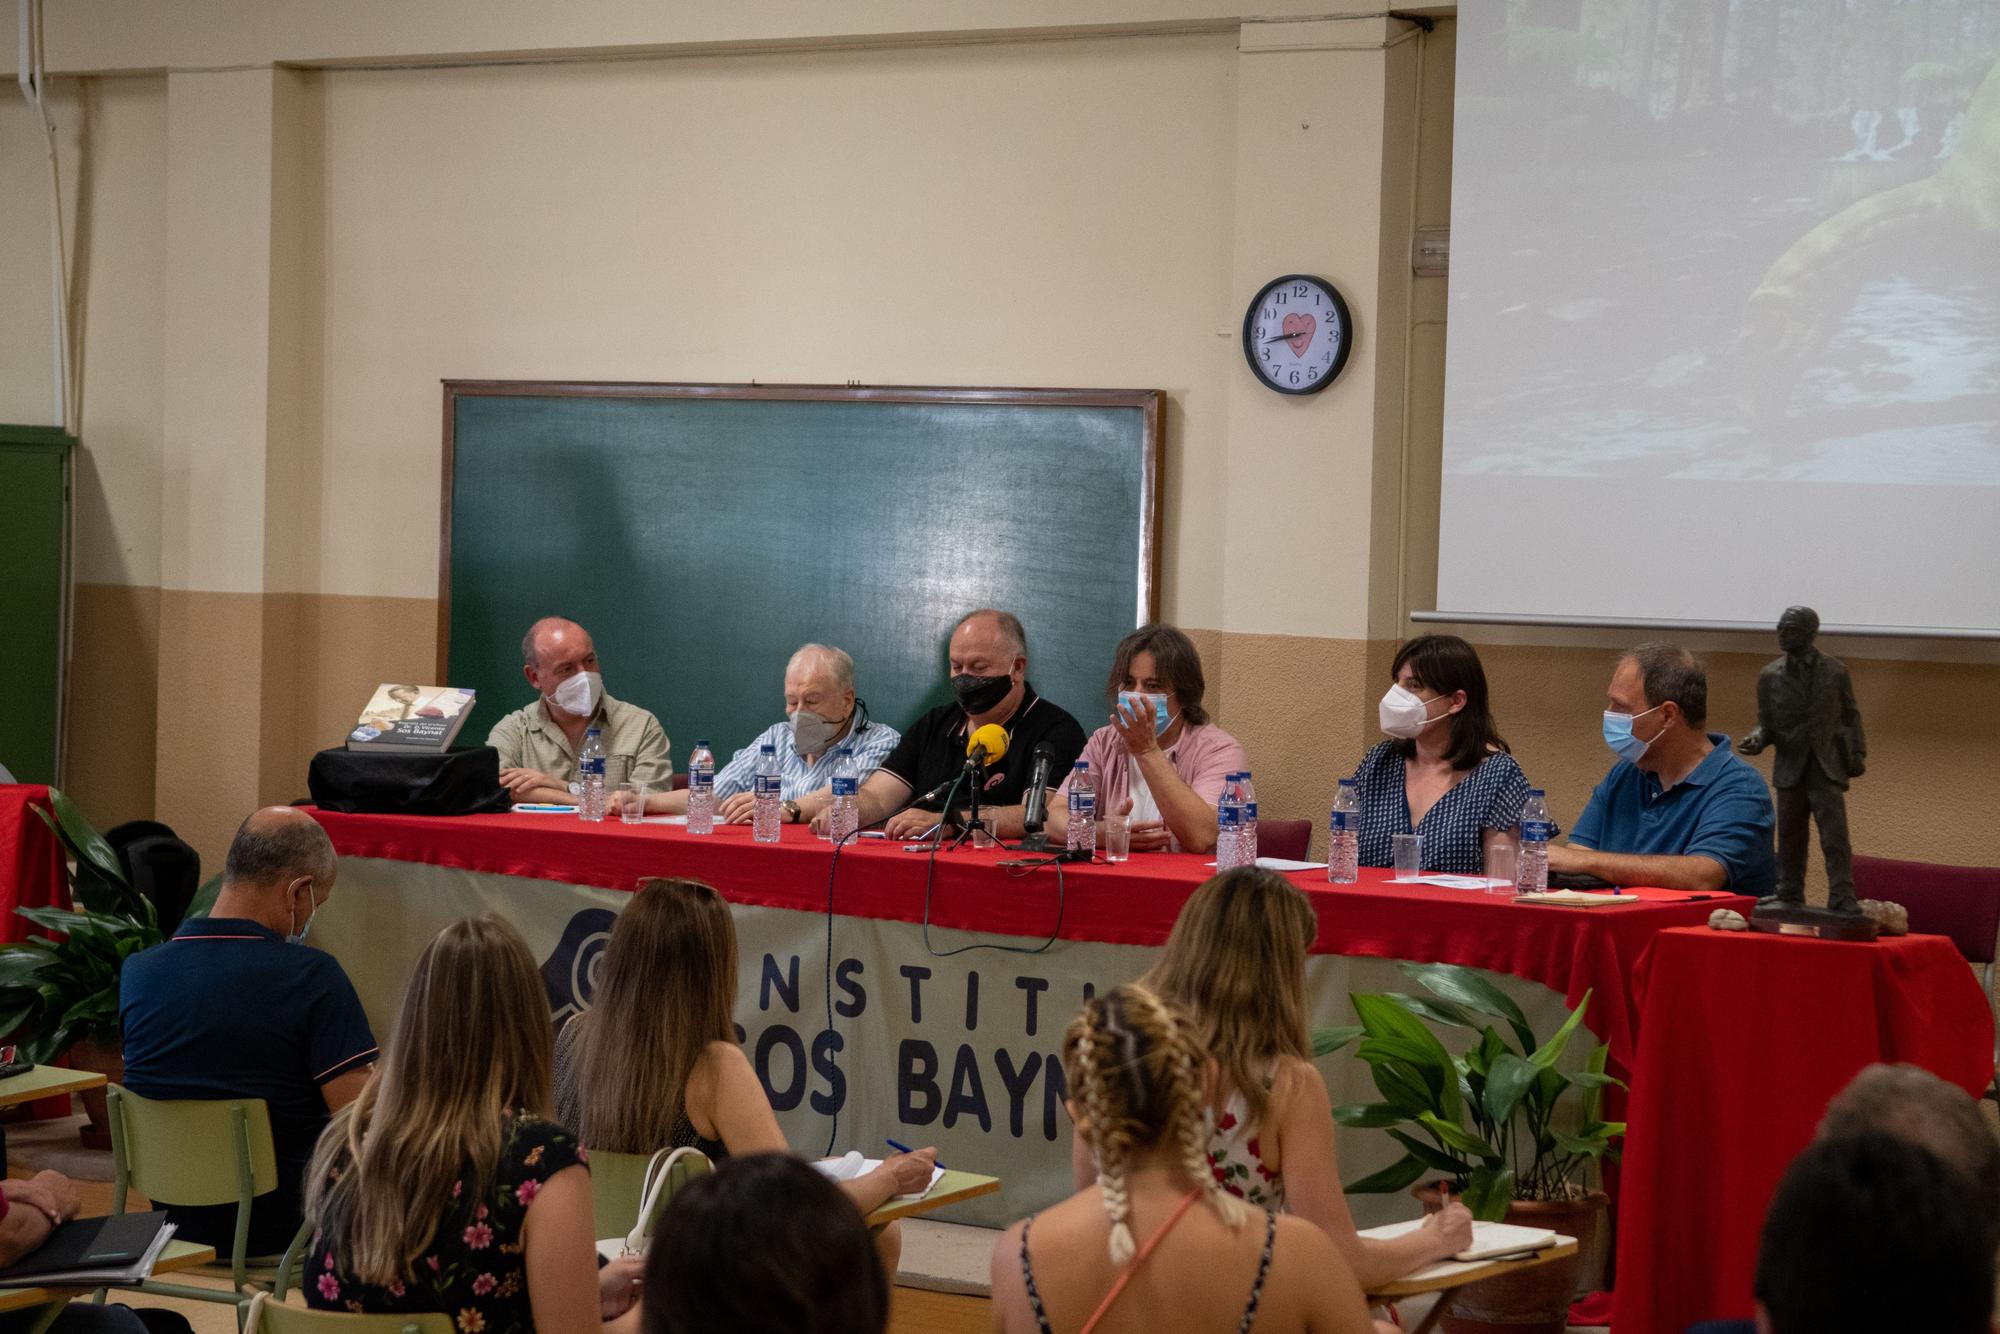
left=1434, top=1, right=2000, bottom=635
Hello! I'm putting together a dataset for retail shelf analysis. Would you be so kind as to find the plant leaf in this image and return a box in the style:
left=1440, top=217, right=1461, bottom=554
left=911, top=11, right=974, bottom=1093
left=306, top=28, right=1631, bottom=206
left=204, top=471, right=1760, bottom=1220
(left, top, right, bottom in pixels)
left=1527, top=990, right=1593, bottom=1071
left=1311, top=1025, right=1363, bottom=1058
left=1369, top=1060, right=1441, bottom=1115
left=1383, top=992, right=1481, bottom=1030
left=36, top=791, right=127, bottom=891
left=1387, top=1129, right=1468, bottom=1174
left=14, top=907, right=91, bottom=936
left=1461, top=1165, right=1516, bottom=1221
left=1482, top=1052, right=1540, bottom=1125
left=1399, top=962, right=1535, bottom=1053
left=1352, top=994, right=1462, bottom=1120
left=1344, top=1153, right=1428, bottom=1196
left=1417, top=1111, right=1500, bottom=1161
left=1331, top=1102, right=1408, bottom=1129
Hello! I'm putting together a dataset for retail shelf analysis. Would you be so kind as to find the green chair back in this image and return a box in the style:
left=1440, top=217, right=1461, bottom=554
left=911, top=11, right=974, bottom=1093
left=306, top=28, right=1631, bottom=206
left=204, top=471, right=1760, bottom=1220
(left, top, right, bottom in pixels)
left=107, top=1085, right=279, bottom=1207
left=249, top=1293, right=454, bottom=1334
left=590, top=1146, right=713, bottom=1242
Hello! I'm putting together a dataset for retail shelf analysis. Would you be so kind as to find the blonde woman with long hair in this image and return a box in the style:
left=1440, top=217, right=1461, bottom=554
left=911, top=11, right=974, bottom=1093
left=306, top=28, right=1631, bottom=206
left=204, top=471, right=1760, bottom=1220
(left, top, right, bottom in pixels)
left=1136, top=867, right=1472, bottom=1288
left=305, top=915, right=641, bottom=1334
left=554, top=879, right=934, bottom=1263
left=991, top=983, right=1371, bottom=1333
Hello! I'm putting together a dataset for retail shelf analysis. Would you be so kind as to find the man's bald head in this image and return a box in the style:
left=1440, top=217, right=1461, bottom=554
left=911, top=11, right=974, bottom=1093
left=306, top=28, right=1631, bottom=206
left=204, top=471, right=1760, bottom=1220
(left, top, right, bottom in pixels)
left=521, top=617, right=592, bottom=671
left=224, top=807, right=336, bottom=889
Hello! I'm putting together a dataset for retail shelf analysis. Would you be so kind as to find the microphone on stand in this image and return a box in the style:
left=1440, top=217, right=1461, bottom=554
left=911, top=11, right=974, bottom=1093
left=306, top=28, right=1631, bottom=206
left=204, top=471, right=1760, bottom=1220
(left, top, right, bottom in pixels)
left=1018, top=741, right=1057, bottom=851
left=965, top=723, right=1010, bottom=771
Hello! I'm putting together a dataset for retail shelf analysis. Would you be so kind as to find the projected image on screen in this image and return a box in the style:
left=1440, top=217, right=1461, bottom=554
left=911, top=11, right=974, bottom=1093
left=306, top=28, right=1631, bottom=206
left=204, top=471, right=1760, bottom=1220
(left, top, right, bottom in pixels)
left=1440, top=1, right=2000, bottom=632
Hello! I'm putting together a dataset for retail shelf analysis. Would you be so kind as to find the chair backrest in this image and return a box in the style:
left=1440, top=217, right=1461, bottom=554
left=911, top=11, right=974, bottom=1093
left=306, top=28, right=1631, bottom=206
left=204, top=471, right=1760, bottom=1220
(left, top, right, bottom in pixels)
left=249, top=1292, right=454, bottom=1334
left=590, top=1146, right=713, bottom=1241
left=1853, top=855, right=2000, bottom=965
left=670, top=772, right=690, bottom=792
left=1258, top=819, right=1313, bottom=862
left=108, top=1085, right=279, bottom=1206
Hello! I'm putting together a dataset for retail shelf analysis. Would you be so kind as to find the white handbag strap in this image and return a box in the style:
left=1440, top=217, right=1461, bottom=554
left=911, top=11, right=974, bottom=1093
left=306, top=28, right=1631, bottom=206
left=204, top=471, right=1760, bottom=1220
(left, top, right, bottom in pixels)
left=625, top=1146, right=703, bottom=1253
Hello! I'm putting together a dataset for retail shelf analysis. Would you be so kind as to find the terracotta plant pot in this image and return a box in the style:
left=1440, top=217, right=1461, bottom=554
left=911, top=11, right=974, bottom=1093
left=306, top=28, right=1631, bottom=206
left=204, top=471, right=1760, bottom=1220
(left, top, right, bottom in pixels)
left=1412, top=1182, right=1606, bottom=1334
left=67, top=1035, right=124, bottom=1152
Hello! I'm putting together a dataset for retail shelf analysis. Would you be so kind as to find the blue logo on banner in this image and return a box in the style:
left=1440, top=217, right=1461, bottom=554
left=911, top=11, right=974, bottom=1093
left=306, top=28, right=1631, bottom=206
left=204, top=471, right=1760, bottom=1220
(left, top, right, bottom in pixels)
left=540, top=907, right=616, bottom=1024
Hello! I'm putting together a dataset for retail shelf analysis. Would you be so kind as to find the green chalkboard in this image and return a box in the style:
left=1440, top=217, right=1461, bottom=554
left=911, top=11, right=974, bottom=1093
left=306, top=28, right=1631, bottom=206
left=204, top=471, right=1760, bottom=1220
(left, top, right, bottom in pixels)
left=0, top=426, right=73, bottom=786
left=441, top=383, right=1160, bottom=768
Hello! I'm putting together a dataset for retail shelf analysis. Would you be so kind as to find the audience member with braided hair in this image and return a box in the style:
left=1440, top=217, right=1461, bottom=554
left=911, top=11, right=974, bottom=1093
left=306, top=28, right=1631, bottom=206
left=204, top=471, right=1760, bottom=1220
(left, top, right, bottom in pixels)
left=1139, top=868, right=1472, bottom=1287
left=990, top=983, right=1374, bottom=1334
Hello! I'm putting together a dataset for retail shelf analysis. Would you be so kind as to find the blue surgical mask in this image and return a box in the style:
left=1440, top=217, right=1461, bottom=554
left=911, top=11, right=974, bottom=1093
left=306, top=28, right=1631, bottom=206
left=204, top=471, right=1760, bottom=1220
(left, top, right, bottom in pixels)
left=1601, top=703, right=1666, bottom=764
left=1118, top=691, right=1174, bottom=737
left=288, top=882, right=321, bottom=944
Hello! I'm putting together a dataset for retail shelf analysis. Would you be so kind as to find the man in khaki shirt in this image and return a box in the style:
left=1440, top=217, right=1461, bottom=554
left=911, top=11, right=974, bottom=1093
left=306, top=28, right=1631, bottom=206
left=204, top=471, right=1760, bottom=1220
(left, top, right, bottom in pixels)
left=486, top=617, right=672, bottom=804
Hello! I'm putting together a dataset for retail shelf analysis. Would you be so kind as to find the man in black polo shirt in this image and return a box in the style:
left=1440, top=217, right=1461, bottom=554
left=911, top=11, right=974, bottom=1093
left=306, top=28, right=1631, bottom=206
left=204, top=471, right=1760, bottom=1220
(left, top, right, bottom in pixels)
left=119, top=808, right=377, bottom=1257
left=829, top=608, right=1087, bottom=840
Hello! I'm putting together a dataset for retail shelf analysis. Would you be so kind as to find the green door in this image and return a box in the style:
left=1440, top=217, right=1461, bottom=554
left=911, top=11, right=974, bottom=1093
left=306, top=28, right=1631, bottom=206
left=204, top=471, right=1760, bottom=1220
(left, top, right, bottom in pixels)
left=0, top=426, right=74, bottom=785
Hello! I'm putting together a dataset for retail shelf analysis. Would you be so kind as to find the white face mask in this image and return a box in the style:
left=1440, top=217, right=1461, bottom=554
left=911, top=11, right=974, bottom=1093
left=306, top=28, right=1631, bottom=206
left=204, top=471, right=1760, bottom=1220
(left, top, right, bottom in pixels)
left=790, top=708, right=847, bottom=757
left=1378, top=683, right=1452, bottom=740
left=549, top=670, right=603, bottom=718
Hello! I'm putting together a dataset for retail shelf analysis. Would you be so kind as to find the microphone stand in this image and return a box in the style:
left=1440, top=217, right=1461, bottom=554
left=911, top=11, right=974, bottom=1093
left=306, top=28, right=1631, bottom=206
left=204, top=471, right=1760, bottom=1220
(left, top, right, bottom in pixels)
left=944, top=754, right=988, bottom=852
left=1018, top=767, right=1053, bottom=852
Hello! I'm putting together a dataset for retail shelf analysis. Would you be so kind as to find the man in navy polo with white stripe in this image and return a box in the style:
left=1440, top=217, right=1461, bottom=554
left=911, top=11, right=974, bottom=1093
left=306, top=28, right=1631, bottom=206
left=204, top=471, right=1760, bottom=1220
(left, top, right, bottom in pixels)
left=119, top=808, right=377, bottom=1256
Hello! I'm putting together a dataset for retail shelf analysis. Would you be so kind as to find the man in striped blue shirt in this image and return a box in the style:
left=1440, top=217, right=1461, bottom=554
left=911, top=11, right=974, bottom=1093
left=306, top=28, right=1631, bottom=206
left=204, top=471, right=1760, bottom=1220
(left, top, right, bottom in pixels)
left=628, top=643, right=899, bottom=827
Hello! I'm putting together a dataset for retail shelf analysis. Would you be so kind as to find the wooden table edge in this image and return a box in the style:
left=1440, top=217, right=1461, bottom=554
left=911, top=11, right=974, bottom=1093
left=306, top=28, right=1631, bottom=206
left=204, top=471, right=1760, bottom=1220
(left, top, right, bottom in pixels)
left=0, top=1070, right=107, bottom=1108
left=1365, top=1238, right=1579, bottom=1298
left=867, top=1173, right=1002, bottom=1225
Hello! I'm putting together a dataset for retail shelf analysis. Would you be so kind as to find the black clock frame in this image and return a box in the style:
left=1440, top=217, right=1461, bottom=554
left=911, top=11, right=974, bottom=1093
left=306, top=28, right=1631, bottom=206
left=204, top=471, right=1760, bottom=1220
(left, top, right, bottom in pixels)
left=1241, top=273, right=1354, bottom=396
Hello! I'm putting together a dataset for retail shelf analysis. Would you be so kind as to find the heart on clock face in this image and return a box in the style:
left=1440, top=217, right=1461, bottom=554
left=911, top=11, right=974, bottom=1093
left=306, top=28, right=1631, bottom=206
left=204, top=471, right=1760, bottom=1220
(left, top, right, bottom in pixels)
left=1282, top=312, right=1316, bottom=358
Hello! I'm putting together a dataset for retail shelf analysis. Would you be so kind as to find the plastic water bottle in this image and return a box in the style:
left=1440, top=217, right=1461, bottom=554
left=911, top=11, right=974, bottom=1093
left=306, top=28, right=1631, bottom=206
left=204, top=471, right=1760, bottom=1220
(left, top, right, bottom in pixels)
left=1066, top=762, right=1096, bottom=855
left=752, top=744, right=783, bottom=843
left=1327, top=779, right=1360, bottom=884
left=1216, top=772, right=1244, bottom=870
left=1517, top=788, right=1553, bottom=894
left=578, top=728, right=607, bottom=822
left=827, top=747, right=860, bottom=844
left=686, top=740, right=716, bottom=835
left=1237, top=770, right=1259, bottom=865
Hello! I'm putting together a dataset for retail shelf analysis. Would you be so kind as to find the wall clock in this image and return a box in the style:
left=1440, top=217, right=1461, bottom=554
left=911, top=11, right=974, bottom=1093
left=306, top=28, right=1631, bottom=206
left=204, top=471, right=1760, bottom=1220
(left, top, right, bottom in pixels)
left=1242, top=273, right=1353, bottom=395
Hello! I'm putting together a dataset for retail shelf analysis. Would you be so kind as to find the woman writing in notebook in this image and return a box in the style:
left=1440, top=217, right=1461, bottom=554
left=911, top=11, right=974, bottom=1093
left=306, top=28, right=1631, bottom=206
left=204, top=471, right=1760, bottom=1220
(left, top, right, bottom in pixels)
left=1139, top=868, right=1475, bottom=1288
left=991, top=983, right=1374, bottom=1334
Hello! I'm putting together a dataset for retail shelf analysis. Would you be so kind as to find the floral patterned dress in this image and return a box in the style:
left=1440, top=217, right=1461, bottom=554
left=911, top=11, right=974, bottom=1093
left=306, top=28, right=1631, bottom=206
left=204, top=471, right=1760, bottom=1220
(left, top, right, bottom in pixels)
left=1208, top=1090, right=1285, bottom=1210
left=307, top=1115, right=585, bottom=1334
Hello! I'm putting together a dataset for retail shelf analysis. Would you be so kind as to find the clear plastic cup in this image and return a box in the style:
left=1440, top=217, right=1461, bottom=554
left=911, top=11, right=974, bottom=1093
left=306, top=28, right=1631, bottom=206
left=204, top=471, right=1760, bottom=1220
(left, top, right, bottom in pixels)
left=618, top=781, right=648, bottom=825
left=1102, top=815, right=1131, bottom=863
left=1392, top=833, right=1423, bottom=881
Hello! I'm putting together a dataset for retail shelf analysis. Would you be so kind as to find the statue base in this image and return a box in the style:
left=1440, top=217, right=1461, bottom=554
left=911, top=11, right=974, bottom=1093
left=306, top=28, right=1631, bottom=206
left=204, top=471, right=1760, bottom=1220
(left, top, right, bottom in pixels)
left=1749, top=902, right=1879, bottom=942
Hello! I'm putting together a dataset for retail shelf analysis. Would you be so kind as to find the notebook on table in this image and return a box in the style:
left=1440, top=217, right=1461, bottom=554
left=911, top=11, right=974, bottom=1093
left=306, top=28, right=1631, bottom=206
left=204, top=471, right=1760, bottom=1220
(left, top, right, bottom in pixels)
left=1359, top=1217, right=1561, bottom=1264
left=0, top=1211, right=175, bottom=1285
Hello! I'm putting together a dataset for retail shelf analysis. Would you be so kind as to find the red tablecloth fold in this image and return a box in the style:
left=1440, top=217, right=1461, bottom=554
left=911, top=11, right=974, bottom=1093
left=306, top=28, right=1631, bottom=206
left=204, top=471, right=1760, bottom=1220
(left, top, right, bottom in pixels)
left=1612, top=926, right=1995, bottom=1334
left=308, top=808, right=1745, bottom=1070
left=0, top=785, right=67, bottom=944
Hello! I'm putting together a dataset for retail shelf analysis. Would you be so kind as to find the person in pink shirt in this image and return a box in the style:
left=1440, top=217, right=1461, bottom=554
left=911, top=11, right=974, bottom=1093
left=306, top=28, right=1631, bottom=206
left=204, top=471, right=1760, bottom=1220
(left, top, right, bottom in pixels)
left=1048, top=624, right=1247, bottom=855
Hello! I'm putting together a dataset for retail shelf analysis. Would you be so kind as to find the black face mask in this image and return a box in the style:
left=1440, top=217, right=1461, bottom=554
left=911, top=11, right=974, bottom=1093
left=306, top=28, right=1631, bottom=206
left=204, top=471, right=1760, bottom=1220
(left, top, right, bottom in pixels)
left=950, top=673, right=1013, bottom=715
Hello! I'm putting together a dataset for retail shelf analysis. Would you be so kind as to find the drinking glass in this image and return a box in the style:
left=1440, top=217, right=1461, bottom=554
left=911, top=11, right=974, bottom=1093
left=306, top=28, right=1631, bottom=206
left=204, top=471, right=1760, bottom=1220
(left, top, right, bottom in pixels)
left=1392, top=833, right=1423, bottom=881
left=618, top=782, right=648, bottom=825
left=1483, top=840, right=1517, bottom=893
left=1102, top=815, right=1131, bottom=863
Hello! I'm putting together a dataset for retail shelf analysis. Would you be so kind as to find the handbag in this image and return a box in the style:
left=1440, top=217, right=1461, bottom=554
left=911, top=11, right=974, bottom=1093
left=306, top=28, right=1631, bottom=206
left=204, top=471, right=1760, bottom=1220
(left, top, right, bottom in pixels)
left=594, top=1146, right=711, bottom=1261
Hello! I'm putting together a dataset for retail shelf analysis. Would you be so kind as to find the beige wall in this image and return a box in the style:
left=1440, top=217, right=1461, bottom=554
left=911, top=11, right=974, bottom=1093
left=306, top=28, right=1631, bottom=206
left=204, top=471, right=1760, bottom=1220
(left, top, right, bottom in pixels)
left=3, top=4, right=1992, bottom=890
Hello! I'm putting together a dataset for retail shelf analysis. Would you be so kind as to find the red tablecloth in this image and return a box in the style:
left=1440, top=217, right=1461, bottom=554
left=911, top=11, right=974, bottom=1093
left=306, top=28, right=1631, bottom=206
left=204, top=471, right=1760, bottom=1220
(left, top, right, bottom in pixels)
left=1611, top=926, right=1996, bottom=1334
left=309, top=809, right=1747, bottom=1071
left=0, top=785, right=67, bottom=944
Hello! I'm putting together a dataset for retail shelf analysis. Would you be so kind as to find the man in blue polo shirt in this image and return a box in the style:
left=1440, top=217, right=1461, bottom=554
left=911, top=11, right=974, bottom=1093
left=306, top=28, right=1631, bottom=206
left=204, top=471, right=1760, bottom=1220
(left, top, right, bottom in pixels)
left=119, top=807, right=377, bottom=1256
left=1547, top=642, right=1776, bottom=895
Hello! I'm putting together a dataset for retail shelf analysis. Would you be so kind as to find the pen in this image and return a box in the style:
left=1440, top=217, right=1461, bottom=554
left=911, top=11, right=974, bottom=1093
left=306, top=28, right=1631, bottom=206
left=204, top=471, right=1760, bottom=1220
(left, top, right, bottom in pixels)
left=886, top=1138, right=943, bottom=1169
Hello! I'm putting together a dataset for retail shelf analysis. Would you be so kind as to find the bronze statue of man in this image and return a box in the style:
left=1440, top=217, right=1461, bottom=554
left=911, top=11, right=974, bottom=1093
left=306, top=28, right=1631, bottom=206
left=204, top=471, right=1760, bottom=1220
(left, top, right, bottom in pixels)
left=1738, top=607, right=1866, bottom=913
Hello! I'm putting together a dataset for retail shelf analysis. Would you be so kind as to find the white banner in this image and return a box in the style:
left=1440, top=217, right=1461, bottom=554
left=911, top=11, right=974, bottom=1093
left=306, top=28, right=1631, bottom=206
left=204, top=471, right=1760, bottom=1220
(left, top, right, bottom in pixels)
left=318, top=858, right=1579, bottom=1228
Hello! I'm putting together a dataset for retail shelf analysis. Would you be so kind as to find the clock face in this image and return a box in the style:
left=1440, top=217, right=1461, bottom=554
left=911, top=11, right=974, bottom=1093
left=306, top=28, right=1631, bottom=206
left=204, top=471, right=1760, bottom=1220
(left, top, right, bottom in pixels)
left=1242, top=274, right=1353, bottom=395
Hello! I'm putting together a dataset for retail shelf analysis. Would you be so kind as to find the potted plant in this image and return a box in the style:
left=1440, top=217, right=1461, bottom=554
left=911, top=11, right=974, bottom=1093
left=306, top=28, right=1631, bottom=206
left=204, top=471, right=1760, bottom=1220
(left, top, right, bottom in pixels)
left=0, top=790, right=216, bottom=1146
left=1326, top=961, right=1624, bottom=1334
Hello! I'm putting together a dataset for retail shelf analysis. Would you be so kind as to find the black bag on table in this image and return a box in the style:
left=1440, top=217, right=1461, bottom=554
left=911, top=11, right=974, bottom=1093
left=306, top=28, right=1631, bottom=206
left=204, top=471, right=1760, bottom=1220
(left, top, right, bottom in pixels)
left=307, top=746, right=512, bottom=816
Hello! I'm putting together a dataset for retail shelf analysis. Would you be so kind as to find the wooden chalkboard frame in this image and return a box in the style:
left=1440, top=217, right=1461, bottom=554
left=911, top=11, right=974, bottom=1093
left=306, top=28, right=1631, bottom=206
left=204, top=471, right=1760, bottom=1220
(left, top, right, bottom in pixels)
left=436, top=380, right=1163, bottom=682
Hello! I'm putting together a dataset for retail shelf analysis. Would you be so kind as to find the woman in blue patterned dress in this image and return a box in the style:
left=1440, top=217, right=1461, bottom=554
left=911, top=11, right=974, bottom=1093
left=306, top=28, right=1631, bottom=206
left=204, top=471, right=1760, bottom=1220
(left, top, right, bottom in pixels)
left=304, top=915, right=642, bottom=1334
left=1350, top=634, right=1533, bottom=877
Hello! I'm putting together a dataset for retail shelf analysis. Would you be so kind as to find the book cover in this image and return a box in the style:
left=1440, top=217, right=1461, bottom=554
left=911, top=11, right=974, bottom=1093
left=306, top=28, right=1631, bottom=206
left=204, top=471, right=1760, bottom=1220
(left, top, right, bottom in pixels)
left=347, top=684, right=477, bottom=753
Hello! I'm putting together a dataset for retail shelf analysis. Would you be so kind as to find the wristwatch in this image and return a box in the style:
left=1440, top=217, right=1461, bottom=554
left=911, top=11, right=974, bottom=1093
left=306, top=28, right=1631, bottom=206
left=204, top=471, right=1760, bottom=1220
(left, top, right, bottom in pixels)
left=782, top=800, right=802, bottom=824
left=567, top=781, right=583, bottom=797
